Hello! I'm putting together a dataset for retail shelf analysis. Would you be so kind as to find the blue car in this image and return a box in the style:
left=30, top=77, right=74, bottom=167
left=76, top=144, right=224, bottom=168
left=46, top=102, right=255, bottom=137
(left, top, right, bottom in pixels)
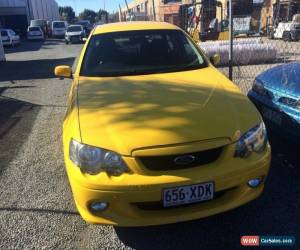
left=248, top=62, right=300, bottom=143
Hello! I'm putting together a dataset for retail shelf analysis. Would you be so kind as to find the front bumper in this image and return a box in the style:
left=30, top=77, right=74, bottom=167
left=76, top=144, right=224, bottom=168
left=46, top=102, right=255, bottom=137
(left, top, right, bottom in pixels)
left=53, top=32, right=65, bottom=38
left=2, top=40, right=11, bottom=45
left=27, top=36, right=44, bottom=40
left=65, top=144, right=271, bottom=227
left=65, top=36, right=83, bottom=43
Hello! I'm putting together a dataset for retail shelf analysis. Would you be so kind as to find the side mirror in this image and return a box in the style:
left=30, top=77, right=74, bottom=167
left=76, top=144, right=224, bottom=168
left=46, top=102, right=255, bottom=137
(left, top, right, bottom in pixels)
left=210, top=54, right=221, bottom=66
left=55, top=65, right=72, bottom=79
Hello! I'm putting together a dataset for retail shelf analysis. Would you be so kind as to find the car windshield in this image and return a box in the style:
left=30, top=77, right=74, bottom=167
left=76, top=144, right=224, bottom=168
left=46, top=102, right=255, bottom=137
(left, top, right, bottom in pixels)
left=29, top=27, right=40, bottom=32
left=53, top=22, right=65, bottom=28
left=67, top=26, right=82, bottom=32
left=81, top=29, right=207, bottom=77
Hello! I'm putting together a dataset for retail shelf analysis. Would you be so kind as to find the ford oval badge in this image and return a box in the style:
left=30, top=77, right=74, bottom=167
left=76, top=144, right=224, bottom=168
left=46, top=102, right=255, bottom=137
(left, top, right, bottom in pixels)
left=174, top=155, right=196, bottom=165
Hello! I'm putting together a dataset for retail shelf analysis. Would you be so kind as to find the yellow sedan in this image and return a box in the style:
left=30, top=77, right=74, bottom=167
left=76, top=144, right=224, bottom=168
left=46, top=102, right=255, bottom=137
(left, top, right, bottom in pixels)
left=55, top=22, right=271, bottom=227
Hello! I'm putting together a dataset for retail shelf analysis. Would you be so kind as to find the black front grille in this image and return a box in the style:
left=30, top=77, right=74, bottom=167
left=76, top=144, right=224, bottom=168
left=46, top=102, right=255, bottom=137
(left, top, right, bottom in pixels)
left=138, top=147, right=223, bottom=171
left=278, top=96, right=298, bottom=108
left=132, top=187, right=235, bottom=211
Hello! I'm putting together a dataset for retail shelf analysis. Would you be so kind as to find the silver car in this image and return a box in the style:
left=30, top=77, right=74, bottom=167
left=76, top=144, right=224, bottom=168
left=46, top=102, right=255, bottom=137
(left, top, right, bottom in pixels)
left=65, top=25, right=86, bottom=44
left=27, top=26, right=45, bottom=41
left=0, top=29, right=20, bottom=47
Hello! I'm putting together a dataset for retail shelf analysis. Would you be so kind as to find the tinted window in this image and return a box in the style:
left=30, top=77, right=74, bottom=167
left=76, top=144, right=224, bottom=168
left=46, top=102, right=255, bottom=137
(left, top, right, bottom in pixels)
left=31, top=20, right=47, bottom=27
left=81, top=29, right=207, bottom=77
left=53, top=22, right=65, bottom=28
left=67, top=26, right=82, bottom=32
left=1, top=31, right=8, bottom=36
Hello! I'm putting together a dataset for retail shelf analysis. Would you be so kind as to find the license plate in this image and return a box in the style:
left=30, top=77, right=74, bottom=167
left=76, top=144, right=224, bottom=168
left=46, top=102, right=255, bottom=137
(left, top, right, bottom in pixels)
left=261, top=107, right=282, bottom=125
left=163, top=182, right=214, bottom=207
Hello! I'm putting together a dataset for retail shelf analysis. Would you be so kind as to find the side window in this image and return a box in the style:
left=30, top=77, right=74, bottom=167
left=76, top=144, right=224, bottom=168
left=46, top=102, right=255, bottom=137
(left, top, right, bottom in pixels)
left=221, top=20, right=229, bottom=32
left=1, top=31, right=8, bottom=36
left=9, top=30, right=15, bottom=36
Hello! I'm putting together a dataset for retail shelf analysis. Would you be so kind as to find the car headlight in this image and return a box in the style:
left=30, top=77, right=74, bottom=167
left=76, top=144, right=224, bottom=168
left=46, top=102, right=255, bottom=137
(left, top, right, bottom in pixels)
left=235, top=122, right=268, bottom=158
left=252, top=79, right=267, bottom=96
left=69, top=139, right=129, bottom=175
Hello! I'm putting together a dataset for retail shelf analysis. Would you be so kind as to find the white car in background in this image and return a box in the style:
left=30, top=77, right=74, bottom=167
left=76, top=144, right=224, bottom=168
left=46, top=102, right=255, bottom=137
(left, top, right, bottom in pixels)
left=271, top=14, right=300, bottom=41
left=65, top=25, right=86, bottom=44
left=52, top=21, right=68, bottom=38
left=27, top=26, right=45, bottom=40
left=0, top=29, right=20, bottom=47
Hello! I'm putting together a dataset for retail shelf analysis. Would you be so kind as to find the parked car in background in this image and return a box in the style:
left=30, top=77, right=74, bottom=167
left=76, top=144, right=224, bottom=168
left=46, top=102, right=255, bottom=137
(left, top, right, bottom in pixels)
left=52, top=21, right=68, bottom=38
left=0, top=29, right=20, bottom=47
left=30, top=19, right=49, bottom=37
left=27, top=26, right=45, bottom=41
left=54, top=22, right=271, bottom=227
left=269, top=14, right=300, bottom=41
left=65, top=25, right=85, bottom=44
left=248, top=62, right=300, bottom=143
left=76, top=20, right=93, bottom=36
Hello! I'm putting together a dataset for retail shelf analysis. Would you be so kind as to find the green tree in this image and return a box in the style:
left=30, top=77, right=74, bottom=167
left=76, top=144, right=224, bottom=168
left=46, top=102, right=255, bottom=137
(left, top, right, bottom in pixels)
left=59, top=6, right=76, bottom=22
left=96, top=9, right=109, bottom=23
left=78, top=9, right=97, bottom=23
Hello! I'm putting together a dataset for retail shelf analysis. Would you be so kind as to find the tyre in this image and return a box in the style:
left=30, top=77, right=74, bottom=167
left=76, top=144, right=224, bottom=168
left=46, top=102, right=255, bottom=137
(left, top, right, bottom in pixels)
left=282, top=31, right=292, bottom=42
left=65, top=41, right=69, bottom=45
left=268, top=30, right=275, bottom=39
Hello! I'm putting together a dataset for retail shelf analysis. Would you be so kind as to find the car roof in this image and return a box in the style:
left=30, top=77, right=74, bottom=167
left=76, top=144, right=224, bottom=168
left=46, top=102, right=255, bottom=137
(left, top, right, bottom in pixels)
left=93, top=21, right=180, bottom=35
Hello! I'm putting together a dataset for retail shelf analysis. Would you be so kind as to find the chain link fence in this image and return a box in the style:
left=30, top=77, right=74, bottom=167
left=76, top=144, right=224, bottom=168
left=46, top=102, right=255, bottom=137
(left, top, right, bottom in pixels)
left=198, top=6, right=300, bottom=94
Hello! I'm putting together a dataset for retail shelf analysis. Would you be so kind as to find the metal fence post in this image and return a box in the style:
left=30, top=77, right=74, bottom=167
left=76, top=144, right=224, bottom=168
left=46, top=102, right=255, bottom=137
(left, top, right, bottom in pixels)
left=229, top=0, right=233, bottom=80
left=152, top=0, right=156, bottom=21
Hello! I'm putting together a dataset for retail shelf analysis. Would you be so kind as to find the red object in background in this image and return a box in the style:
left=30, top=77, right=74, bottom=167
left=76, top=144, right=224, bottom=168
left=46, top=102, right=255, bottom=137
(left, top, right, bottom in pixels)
left=241, top=236, right=260, bottom=246
left=160, top=4, right=181, bottom=15
left=193, top=16, right=199, bottom=24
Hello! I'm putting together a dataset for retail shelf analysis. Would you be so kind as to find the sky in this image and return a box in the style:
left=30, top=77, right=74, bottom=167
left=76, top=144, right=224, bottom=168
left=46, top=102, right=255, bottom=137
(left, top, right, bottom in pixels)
left=56, top=0, right=127, bottom=14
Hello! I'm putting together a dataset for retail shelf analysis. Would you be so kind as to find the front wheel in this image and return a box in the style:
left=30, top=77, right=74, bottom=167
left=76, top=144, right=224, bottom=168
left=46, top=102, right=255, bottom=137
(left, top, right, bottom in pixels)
left=268, top=30, right=275, bottom=39
left=282, top=31, right=292, bottom=42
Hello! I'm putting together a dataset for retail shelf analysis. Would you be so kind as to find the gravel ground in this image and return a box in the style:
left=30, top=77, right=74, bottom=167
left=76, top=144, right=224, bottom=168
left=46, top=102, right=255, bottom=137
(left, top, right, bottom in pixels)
left=0, top=39, right=299, bottom=250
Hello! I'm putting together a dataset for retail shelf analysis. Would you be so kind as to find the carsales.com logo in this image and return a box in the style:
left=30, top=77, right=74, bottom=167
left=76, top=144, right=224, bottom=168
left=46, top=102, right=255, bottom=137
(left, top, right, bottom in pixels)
left=241, top=236, right=295, bottom=247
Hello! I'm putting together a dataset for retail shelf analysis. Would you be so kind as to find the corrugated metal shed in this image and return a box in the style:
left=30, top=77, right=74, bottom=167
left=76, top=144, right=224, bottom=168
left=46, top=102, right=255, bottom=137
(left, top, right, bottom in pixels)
left=28, top=0, right=60, bottom=21
left=0, top=0, right=59, bottom=21
left=0, top=0, right=59, bottom=34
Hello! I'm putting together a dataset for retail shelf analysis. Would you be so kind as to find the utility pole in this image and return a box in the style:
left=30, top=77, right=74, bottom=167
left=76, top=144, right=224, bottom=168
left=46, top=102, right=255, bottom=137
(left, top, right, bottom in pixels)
left=228, top=0, right=233, bottom=80
left=152, top=0, right=156, bottom=21
left=125, top=0, right=129, bottom=12
left=119, top=4, right=123, bottom=22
